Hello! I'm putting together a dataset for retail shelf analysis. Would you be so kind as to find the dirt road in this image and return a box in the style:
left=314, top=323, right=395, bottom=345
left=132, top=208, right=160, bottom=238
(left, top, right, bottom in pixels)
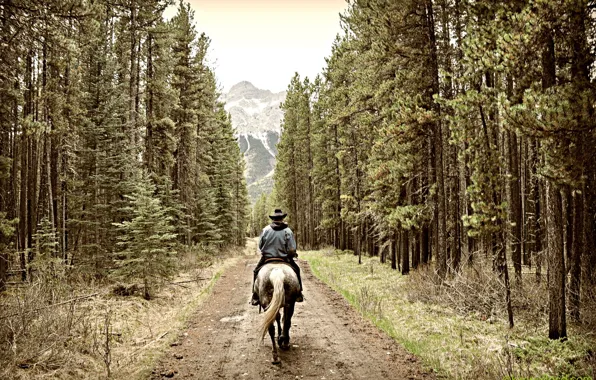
left=151, top=252, right=434, bottom=379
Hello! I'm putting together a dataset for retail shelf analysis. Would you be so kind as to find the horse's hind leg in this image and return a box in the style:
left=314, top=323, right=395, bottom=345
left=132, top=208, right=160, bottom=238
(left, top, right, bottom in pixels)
left=278, top=303, right=295, bottom=350
left=275, top=312, right=282, bottom=338
left=269, top=323, right=280, bottom=364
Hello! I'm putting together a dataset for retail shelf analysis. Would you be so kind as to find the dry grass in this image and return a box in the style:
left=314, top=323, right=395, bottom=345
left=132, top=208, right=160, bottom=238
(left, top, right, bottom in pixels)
left=302, top=249, right=596, bottom=379
left=0, top=244, right=251, bottom=380
left=406, top=259, right=550, bottom=328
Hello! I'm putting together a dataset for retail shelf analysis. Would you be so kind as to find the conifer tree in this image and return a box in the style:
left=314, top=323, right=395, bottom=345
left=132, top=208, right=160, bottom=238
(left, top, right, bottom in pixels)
left=112, top=170, right=177, bottom=300
left=170, top=2, right=199, bottom=244
left=0, top=0, right=249, bottom=295
left=273, top=0, right=596, bottom=338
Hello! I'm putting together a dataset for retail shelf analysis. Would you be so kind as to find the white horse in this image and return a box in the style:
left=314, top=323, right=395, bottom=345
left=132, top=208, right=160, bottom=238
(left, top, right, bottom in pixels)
left=255, top=262, right=301, bottom=364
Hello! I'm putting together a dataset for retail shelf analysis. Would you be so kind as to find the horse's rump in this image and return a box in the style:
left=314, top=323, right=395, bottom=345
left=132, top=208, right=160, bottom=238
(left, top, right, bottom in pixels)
left=255, top=263, right=300, bottom=340
left=254, top=263, right=300, bottom=306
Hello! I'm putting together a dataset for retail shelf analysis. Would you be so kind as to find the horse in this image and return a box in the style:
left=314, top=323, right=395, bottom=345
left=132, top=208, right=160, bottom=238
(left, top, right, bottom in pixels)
left=254, top=262, right=301, bottom=364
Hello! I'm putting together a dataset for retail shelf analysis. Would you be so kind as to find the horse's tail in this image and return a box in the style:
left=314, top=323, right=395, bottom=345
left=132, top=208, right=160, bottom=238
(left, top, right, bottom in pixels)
left=259, top=268, right=285, bottom=341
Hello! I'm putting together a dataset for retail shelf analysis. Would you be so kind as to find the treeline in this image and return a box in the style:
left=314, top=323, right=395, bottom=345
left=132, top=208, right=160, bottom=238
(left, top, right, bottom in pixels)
left=273, top=0, right=595, bottom=339
left=248, top=192, right=272, bottom=237
left=0, top=0, right=248, bottom=295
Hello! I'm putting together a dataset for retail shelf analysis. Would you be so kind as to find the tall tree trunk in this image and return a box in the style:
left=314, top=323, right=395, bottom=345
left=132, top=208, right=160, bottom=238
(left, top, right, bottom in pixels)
left=391, top=237, right=397, bottom=270
left=412, top=231, right=420, bottom=269
left=401, top=229, right=409, bottom=275
left=541, top=20, right=567, bottom=340
left=510, top=132, right=522, bottom=282
left=146, top=32, right=154, bottom=170
left=425, top=0, right=447, bottom=279
left=568, top=0, right=593, bottom=319
left=389, top=238, right=397, bottom=270
left=531, top=139, right=543, bottom=282
left=547, top=182, right=566, bottom=339
left=569, top=189, right=583, bottom=321
left=19, top=127, right=28, bottom=281
left=129, top=0, right=138, bottom=144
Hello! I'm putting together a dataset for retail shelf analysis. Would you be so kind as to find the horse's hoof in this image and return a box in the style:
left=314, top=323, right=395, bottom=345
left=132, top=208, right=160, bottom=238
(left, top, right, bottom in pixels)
left=272, top=358, right=281, bottom=365
left=278, top=336, right=290, bottom=350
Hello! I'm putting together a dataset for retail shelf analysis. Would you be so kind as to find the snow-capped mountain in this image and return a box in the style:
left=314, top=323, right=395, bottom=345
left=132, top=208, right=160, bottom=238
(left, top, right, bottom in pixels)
left=222, top=81, right=286, bottom=202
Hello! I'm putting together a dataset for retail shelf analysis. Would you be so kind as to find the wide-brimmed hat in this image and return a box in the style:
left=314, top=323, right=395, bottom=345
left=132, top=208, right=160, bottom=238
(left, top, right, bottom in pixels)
left=269, top=209, right=287, bottom=220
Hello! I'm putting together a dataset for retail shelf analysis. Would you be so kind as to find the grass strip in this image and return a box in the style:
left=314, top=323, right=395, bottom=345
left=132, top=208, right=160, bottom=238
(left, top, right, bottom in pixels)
left=302, top=250, right=595, bottom=379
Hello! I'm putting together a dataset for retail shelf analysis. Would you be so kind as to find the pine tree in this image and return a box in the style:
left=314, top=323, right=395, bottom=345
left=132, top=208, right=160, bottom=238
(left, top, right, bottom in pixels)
left=273, top=0, right=596, bottom=338
left=112, top=170, right=177, bottom=300
left=0, top=0, right=250, bottom=298
left=170, top=2, right=199, bottom=244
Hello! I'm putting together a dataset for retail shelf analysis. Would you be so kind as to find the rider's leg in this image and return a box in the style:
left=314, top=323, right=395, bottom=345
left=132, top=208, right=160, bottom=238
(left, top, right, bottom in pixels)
left=289, top=260, right=303, bottom=290
left=289, top=260, right=304, bottom=302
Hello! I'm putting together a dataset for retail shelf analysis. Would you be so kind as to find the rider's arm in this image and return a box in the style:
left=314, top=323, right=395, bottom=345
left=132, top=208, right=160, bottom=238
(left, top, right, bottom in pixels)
left=287, top=230, right=297, bottom=258
left=257, top=231, right=265, bottom=253
left=258, top=228, right=267, bottom=253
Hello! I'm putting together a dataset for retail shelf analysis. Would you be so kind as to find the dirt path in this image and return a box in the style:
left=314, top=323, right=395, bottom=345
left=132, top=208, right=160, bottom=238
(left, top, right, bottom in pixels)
left=151, top=253, right=434, bottom=380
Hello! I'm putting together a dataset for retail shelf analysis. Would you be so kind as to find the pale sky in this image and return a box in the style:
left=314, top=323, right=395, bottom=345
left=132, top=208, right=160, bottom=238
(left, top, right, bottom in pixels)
left=164, top=0, right=348, bottom=93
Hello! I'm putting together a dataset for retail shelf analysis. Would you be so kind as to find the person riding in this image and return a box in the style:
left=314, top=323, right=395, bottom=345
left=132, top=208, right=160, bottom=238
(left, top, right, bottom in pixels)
left=251, top=209, right=304, bottom=306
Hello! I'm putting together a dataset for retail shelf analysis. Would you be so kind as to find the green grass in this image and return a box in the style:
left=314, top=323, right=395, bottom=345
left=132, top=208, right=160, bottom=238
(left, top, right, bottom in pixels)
left=302, top=249, right=596, bottom=380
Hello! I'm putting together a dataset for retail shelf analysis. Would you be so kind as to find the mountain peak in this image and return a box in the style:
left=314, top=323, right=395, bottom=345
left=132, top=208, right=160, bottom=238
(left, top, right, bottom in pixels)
left=223, top=81, right=286, bottom=203
left=227, top=81, right=274, bottom=100
left=229, top=81, right=258, bottom=93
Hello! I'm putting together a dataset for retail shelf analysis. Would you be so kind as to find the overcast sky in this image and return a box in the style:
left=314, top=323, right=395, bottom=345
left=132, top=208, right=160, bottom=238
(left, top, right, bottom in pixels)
left=164, top=0, right=348, bottom=93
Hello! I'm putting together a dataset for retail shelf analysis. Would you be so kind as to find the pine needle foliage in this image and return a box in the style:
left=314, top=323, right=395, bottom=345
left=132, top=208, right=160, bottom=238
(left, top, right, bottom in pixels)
left=274, top=0, right=596, bottom=340
left=112, top=171, right=178, bottom=300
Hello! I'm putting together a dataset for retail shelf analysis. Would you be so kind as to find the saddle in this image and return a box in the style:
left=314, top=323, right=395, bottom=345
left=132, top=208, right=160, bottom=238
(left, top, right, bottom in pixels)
left=257, top=257, right=298, bottom=276
left=264, top=257, right=292, bottom=265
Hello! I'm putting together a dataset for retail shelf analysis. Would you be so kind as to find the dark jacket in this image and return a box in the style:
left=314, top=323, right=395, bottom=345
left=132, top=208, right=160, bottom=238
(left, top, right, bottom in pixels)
left=258, top=222, right=297, bottom=259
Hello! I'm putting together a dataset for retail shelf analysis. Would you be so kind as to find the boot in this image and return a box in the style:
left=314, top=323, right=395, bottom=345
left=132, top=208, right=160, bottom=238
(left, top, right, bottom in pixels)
left=296, top=291, right=304, bottom=303
left=250, top=292, right=260, bottom=306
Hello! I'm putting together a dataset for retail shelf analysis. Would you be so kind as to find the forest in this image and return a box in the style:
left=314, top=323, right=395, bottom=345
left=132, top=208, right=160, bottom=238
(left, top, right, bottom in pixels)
left=0, top=0, right=253, bottom=375
left=0, top=1, right=249, bottom=373
left=2, top=0, right=596, bottom=378
left=0, top=0, right=249, bottom=292
left=269, top=0, right=596, bottom=343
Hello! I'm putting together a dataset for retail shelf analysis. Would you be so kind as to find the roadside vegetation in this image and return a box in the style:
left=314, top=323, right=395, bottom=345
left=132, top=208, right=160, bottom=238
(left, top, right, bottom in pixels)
left=0, top=246, right=249, bottom=380
left=302, top=249, right=596, bottom=379
left=0, top=1, right=252, bottom=378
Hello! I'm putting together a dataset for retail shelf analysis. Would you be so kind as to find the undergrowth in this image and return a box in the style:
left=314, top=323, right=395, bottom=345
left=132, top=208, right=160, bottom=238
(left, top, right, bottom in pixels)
left=301, top=248, right=596, bottom=379
left=0, top=243, right=249, bottom=380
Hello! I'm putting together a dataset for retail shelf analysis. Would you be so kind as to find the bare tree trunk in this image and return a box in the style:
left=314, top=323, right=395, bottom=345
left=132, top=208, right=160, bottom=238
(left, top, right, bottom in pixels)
left=425, top=0, right=447, bottom=279
left=412, top=178, right=421, bottom=270
left=510, top=132, right=522, bottom=282
left=129, top=0, right=138, bottom=144
left=584, top=176, right=596, bottom=288
left=19, top=122, right=28, bottom=282
left=496, top=236, right=514, bottom=328
left=532, top=139, right=544, bottom=282
left=401, top=229, right=409, bottom=275
left=547, top=182, right=566, bottom=339
left=412, top=232, right=420, bottom=269
left=391, top=237, right=397, bottom=270
left=569, top=189, right=583, bottom=321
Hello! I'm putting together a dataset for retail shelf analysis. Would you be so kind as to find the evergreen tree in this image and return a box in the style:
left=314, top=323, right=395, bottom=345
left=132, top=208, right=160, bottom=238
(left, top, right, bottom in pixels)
left=273, top=0, right=596, bottom=338
left=112, top=170, right=177, bottom=300
left=0, top=0, right=249, bottom=295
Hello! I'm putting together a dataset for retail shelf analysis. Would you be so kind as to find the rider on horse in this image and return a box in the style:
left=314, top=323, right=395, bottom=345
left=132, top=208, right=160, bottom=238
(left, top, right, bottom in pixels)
left=251, top=209, right=304, bottom=306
